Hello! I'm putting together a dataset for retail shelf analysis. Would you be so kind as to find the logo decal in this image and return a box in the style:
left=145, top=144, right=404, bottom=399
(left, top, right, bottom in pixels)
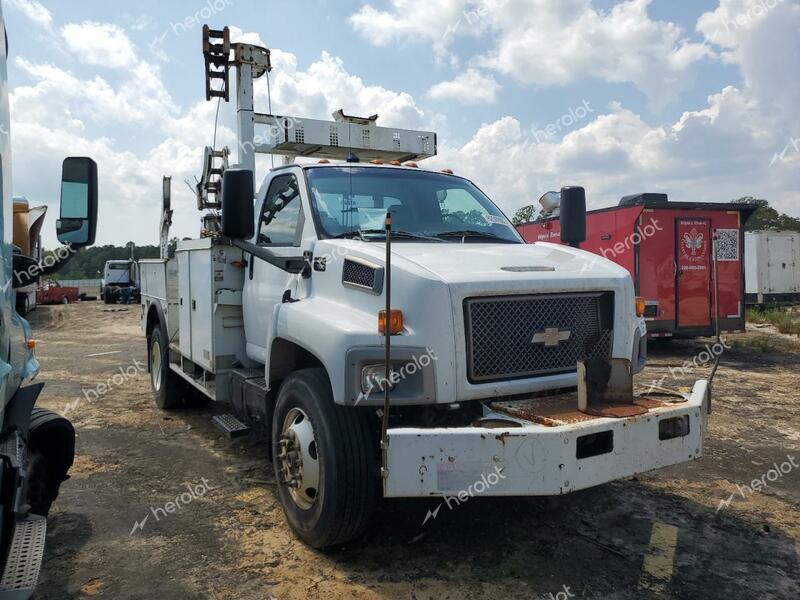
left=680, top=227, right=708, bottom=262
left=531, top=327, right=571, bottom=347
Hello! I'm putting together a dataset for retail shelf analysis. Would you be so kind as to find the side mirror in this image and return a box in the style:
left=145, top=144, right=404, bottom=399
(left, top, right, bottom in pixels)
left=221, top=169, right=255, bottom=240
left=559, top=186, right=586, bottom=248
left=57, top=157, right=98, bottom=248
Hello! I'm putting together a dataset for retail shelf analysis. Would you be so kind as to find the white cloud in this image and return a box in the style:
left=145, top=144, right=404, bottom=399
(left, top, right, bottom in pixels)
left=350, top=0, right=711, bottom=106
left=428, top=69, right=500, bottom=105
left=6, top=0, right=52, bottom=28
left=61, top=22, right=137, bottom=68
left=8, top=34, right=441, bottom=246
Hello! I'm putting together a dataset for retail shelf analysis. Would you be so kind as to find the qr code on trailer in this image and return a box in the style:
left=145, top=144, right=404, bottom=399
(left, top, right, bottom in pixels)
left=715, top=229, right=739, bottom=261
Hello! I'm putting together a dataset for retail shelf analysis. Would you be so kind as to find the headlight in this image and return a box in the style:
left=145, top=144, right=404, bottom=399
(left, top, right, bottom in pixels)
left=360, top=363, right=396, bottom=394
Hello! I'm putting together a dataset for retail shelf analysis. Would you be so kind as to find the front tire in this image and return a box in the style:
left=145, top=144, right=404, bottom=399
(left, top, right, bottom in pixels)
left=149, top=326, right=184, bottom=409
left=272, top=368, right=378, bottom=549
left=27, top=408, right=75, bottom=516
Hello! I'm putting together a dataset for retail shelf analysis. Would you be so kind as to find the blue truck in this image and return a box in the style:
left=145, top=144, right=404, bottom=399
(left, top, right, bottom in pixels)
left=0, top=3, right=99, bottom=596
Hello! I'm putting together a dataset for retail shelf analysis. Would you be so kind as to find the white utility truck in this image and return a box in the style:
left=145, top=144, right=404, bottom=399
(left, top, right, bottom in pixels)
left=140, top=26, right=708, bottom=548
left=101, top=258, right=139, bottom=304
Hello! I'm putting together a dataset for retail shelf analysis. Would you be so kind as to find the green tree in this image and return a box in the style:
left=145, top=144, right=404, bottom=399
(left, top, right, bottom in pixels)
left=737, top=197, right=800, bottom=232
left=511, top=205, right=538, bottom=225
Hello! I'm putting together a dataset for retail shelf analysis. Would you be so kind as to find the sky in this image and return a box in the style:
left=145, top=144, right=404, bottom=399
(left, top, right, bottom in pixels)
left=3, top=0, right=799, bottom=247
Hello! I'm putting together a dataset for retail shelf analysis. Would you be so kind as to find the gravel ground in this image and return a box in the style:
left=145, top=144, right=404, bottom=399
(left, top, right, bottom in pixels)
left=25, top=302, right=800, bottom=599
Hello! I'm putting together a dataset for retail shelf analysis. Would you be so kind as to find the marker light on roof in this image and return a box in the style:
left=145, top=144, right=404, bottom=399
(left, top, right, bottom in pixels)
left=405, top=162, right=418, bottom=168
left=441, top=168, right=454, bottom=175
left=318, top=159, right=330, bottom=164
left=390, top=160, right=402, bottom=166
left=371, top=159, right=383, bottom=164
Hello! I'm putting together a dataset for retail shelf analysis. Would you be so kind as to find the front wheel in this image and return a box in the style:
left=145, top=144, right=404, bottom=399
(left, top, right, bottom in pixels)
left=149, top=326, right=185, bottom=409
left=272, top=368, right=378, bottom=549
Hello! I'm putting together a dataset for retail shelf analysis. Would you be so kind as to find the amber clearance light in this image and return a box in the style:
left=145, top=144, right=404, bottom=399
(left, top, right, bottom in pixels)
left=378, top=309, right=404, bottom=335
left=635, top=296, right=646, bottom=317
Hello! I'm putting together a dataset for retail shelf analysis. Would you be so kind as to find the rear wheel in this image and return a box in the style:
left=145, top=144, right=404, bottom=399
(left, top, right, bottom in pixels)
left=61, top=296, right=69, bottom=304
left=272, top=368, right=378, bottom=549
left=149, top=326, right=184, bottom=409
left=103, top=287, right=113, bottom=304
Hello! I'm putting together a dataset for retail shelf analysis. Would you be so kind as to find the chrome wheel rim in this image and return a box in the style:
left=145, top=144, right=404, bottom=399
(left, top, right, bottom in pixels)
left=278, top=407, right=319, bottom=510
left=151, top=338, right=162, bottom=391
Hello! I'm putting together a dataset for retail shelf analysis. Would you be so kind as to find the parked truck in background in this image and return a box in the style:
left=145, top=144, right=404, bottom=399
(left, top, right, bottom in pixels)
left=11, top=196, right=47, bottom=315
left=745, top=231, right=800, bottom=306
left=140, top=26, right=709, bottom=549
left=0, top=4, right=100, bottom=596
left=101, top=258, right=140, bottom=304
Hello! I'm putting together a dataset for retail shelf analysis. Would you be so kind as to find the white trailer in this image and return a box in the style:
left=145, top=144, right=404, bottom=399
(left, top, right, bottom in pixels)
left=139, top=26, right=708, bottom=549
left=745, top=231, right=800, bottom=305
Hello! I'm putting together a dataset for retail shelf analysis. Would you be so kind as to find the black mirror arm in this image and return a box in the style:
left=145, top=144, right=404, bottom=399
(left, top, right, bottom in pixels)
left=221, top=237, right=310, bottom=277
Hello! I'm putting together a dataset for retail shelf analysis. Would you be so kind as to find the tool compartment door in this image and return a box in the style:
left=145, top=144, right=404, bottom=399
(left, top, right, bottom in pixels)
left=675, top=218, right=711, bottom=328
left=766, top=234, right=795, bottom=293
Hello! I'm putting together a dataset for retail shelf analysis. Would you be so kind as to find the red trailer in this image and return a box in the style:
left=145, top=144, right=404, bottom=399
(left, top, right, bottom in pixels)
left=517, top=193, right=756, bottom=338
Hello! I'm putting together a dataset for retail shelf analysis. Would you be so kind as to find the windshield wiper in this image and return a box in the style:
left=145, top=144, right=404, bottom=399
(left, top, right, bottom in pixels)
left=330, top=229, right=443, bottom=242
left=437, top=230, right=518, bottom=243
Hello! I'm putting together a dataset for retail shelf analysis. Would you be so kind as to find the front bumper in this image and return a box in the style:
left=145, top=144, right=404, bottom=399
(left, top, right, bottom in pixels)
left=383, top=380, right=707, bottom=497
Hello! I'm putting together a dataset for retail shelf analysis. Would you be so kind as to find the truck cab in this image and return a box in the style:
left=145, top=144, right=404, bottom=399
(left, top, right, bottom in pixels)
left=102, top=259, right=139, bottom=304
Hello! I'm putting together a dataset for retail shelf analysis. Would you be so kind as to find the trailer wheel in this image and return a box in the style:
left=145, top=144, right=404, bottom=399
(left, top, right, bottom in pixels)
left=149, top=327, right=183, bottom=409
left=272, top=368, right=378, bottom=549
left=27, top=408, right=75, bottom=516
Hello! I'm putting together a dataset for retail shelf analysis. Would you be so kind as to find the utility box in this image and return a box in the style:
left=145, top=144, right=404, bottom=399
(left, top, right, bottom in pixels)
left=175, top=238, right=247, bottom=373
left=518, top=194, right=756, bottom=338
left=745, top=231, right=800, bottom=305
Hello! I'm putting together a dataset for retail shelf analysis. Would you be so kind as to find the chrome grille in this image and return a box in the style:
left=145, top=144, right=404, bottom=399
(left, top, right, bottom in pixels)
left=465, top=292, right=614, bottom=382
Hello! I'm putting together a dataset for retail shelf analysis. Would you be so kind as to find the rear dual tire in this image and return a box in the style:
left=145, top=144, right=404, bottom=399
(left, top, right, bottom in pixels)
left=272, top=368, right=378, bottom=549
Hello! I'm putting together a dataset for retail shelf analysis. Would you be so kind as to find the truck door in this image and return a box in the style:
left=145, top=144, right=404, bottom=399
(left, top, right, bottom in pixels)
left=242, top=172, right=306, bottom=362
left=766, top=234, right=794, bottom=294
left=675, top=218, right=712, bottom=328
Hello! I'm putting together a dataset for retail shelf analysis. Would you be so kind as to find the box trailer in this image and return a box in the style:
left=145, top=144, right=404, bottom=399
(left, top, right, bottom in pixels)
left=518, top=194, right=756, bottom=338
left=745, top=231, right=800, bottom=305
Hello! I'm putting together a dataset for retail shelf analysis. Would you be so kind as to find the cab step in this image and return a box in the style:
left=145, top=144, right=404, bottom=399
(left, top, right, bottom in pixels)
left=211, top=414, right=251, bottom=439
left=0, top=513, right=47, bottom=597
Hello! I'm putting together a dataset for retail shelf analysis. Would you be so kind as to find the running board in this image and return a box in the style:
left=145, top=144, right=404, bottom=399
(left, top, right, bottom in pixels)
left=0, top=514, right=47, bottom=598
left=211, top=414, right=251, bottom=438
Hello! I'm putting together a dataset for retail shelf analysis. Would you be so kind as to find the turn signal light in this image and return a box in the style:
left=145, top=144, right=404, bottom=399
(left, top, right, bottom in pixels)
left=26, top=340, right=36, bottom=350
left=378, top=310, right=404, bottom=335
left=635, top=296, right=646, bottom=317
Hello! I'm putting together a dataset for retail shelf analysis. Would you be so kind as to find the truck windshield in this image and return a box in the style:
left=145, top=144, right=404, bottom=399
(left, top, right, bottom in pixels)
left=306, top=167, right=521, bottom=243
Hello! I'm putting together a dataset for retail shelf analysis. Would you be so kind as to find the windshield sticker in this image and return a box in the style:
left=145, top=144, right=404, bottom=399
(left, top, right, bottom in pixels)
left=484, top=214, right=508, bottom=226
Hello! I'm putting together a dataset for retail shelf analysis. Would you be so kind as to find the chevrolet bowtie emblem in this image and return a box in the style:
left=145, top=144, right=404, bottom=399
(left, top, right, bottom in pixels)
left=531, top=327, right=571, bottom=347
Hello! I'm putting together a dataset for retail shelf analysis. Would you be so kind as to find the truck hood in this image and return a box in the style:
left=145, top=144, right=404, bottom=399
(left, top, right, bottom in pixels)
left=344, top=241, right=631, bottom=285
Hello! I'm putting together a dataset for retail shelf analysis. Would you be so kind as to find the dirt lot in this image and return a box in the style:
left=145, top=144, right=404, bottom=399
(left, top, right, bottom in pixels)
left=25, top=302, right=800, bottom=599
